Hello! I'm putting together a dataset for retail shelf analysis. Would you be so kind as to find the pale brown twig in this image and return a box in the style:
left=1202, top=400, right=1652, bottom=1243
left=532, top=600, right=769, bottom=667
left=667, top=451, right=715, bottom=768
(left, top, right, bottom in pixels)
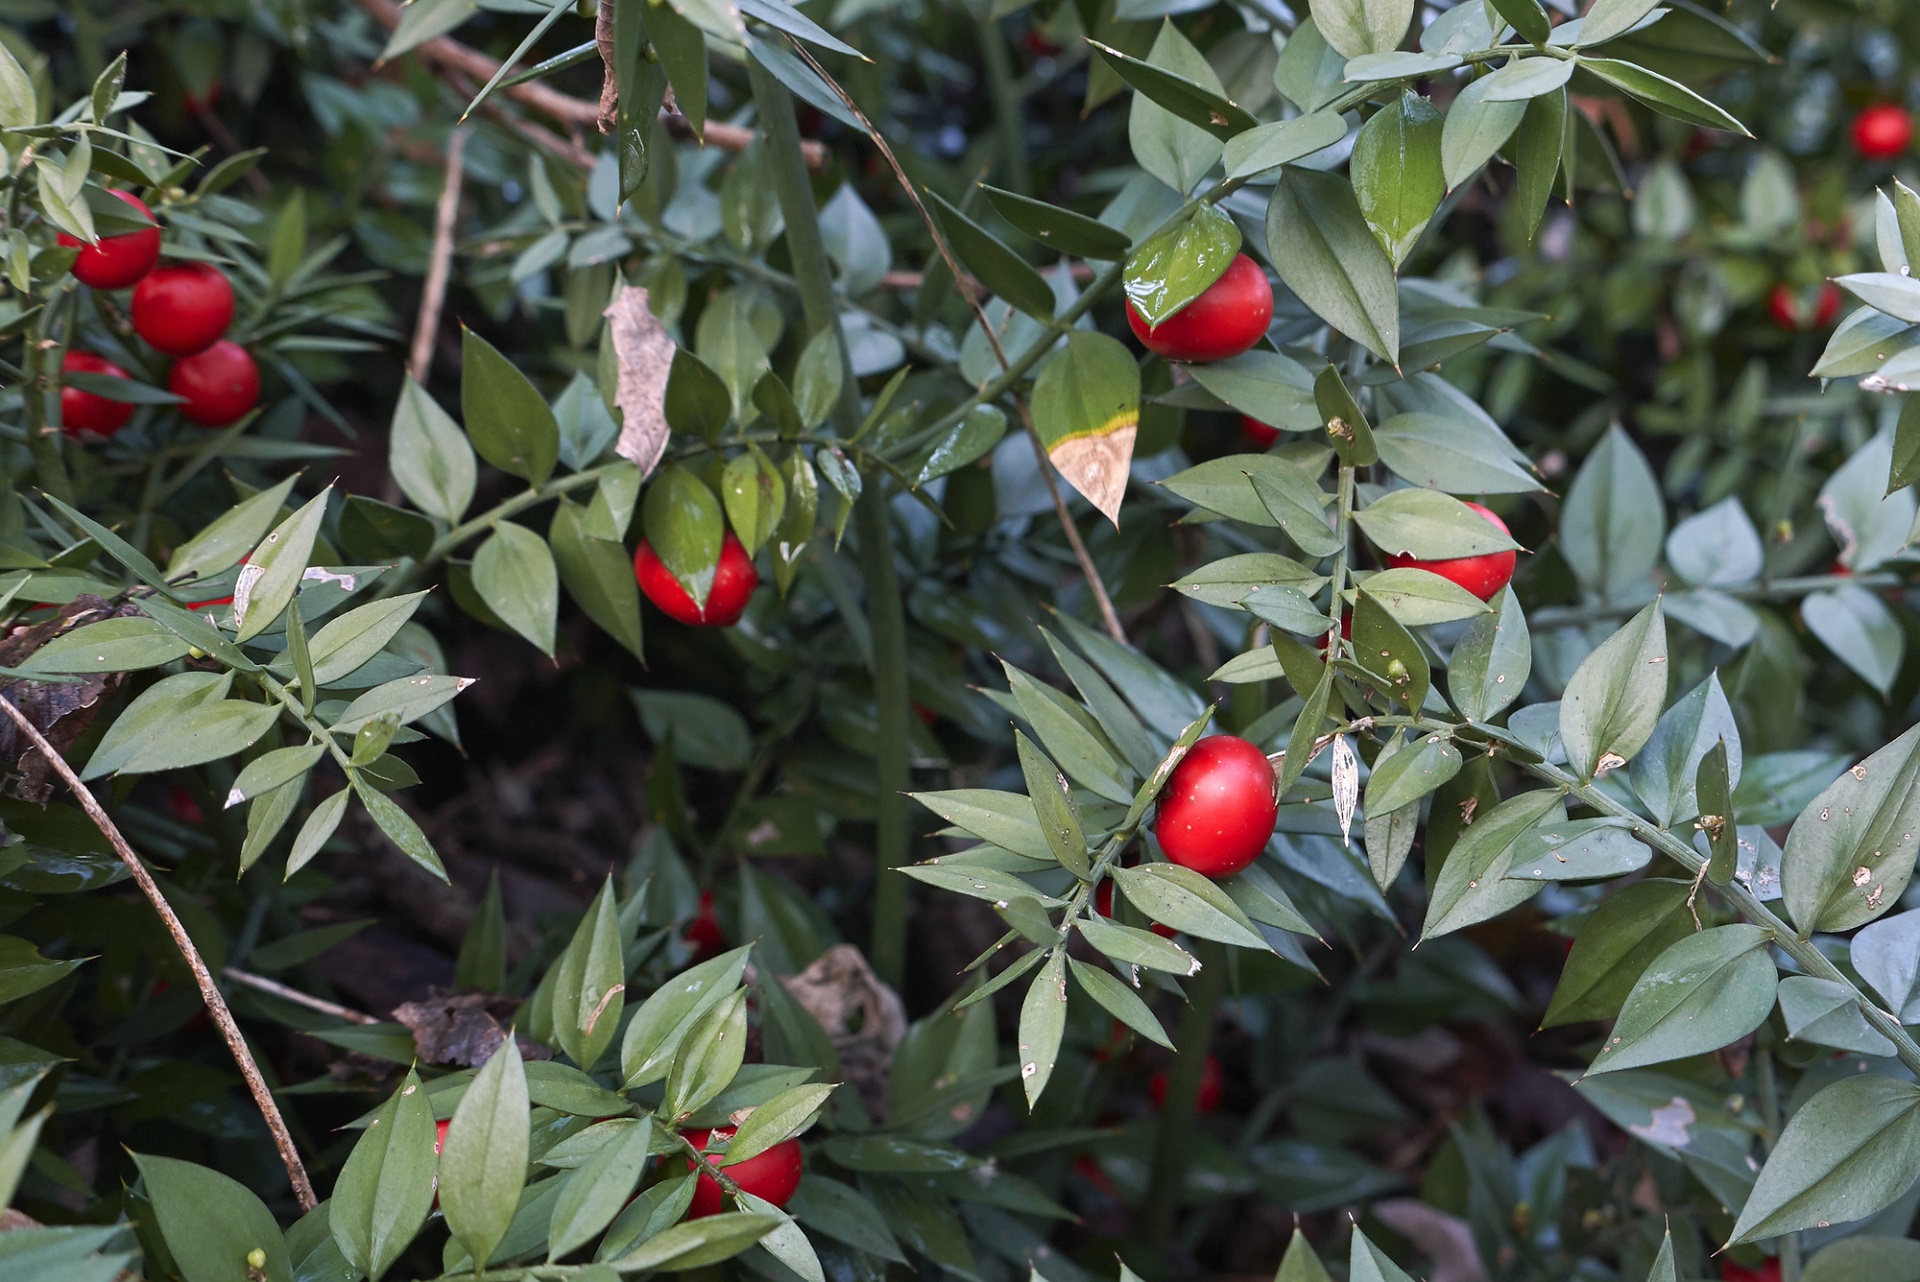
left=784, top=40, right=1127, bottom=644
left=222, top=967, right=380, bottom=1025
left=0, top=695, right=317, bottom=1211
left=354, top=0, right=827, bottom=168
left=409, top=124, right=470, bottom=384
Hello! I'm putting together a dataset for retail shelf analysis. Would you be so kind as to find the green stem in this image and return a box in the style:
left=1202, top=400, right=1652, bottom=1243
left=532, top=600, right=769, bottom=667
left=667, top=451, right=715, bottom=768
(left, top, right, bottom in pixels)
left=976, top=11, right=1030, bottom=195
left=1327, top=463, right=1356, bottom=634
left=1141, top=939, right=1225, bottom=1252
left=379, top=462, right=629, bottom=595
left=23, top=290, right=74, bottom=506
left=1755, top=1048, right=1803, bottom=1282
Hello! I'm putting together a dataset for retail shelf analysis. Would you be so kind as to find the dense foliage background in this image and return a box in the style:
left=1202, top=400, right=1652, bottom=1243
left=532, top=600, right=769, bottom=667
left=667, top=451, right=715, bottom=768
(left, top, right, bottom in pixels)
left=5, top=1, right=1920, bottom=1280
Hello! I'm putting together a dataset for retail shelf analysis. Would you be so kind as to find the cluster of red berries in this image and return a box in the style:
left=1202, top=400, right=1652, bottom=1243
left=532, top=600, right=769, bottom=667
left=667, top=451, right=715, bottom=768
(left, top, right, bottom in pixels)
left=58, top=190, right=258, bottom=437
left=633, top=532, right=760, bottom=628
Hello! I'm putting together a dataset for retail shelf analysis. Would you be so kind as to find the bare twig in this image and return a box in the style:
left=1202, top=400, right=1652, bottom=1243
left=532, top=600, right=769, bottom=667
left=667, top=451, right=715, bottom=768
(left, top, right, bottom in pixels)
left=785, top=40, right=1127, bottom=643
left=409, top=125, right=470, bottom=384
left=595, top=0, right=619, bottom=133
left=354, top=0, right=827, bottom=168
left=0, top=696, right=318, bottom=1211
left=222, top=967, right=381, bottom=1025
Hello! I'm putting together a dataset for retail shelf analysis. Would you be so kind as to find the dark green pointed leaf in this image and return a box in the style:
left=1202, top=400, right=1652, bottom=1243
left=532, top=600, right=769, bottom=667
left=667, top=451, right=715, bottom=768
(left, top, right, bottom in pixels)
left=1351, top=90, right=1444, bottom=267
left=1729, top=1075, right=1920, bottom=1243
left=925, top=190, right=1055, bottom=322
left=1122, top=203, right=1241, bottom=328
left=461, top=328, right=560, bottom=486
left=1265, top=169, right=1399, bottom=364
left=1016, top=950, right=1067, bottom=1107
left=130, top=1152, right=292, bottom=1282
left=331, top=1070, right=437, bottom=1281
left=981, top=185, right=1132, bottom=259
left=1559, top=600, right=1667, bottom=780
left=1781, top=722, right=1920, bottom=936
left=1586, top=925, right=1777, bottom=1075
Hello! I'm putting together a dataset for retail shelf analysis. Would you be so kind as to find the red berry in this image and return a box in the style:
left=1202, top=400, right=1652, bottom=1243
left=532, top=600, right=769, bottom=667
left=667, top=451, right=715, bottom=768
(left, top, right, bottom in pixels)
left=1765, top=283, right=1799, bottom=331
left=1768, top=282, right=1843, bottom=332
left=435, top=1118, right=450, bottom=1155
left=1126, top=255, right=1273, bottom=363
left=167, top=787, right=204, bottom=824
left=1720, top=1259, right=1781, bottom=1282
left=1154, top=735, right=1277, bottom=878
left=1320, top=613, right=1354, bottom=655
left=913, top=703, right=939, bottom=725
left=1851, top=104, right=1913, bottom=161
left=634, top=533, right=759, bottom=627
left=169, top=340, right=259, bottom=427
left=61, top=351, right=136, bottom=437
left=132, top=262, right=234, bottom=356
left=1384, top=501, right=1517, bottom=602
left=58, top=191, right=160, bottom=291
left=182, top=82, right=221, bottom=115
left=682, top=1127, right=803, bottom=1218
left=1239, top=414, right=1281, bottom=448
left=1813, top=281, right=1842, bottom=328
left=1094, top=876, right=1175, bottom=938
left=1148, top=1054, right=1224, bottom=1114
left=683, top=889, right=727, bottom=963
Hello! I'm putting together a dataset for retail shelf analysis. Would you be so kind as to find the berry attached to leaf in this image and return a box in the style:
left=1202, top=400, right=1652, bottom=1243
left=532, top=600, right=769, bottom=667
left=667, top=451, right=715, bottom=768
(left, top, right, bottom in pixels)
left=61, top=351, right=137, bottom=437
left=1154, top=735, right=1278, bottom=878
left=169, top=340, right=259, bottom=427
left=132, top=262, right=235, bottom=356
left=634, top=532, right=759, bottom=627
left=682, top=1127, right=803, bottom=1218
left=58, top=191, right=161, bottom=291
left=1125, top=254, right=1273, bottom=363
left=1385, top=501, right=1518, bottom=602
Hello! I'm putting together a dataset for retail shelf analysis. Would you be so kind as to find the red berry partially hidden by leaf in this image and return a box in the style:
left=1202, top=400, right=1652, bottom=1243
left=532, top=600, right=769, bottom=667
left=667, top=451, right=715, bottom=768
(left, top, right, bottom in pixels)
left=1812, top=281, right=1842, bottom=328
left=58, top=191, right=161, bottom=291
left=61, top=351, right=136, bottom=438
left=169, top=340, right=260, bottom=427
left=683, top=889, right=727, bottom=963
left=1719, top=1258, right=1781, bottom=1282
left=1148, top=1054, right=1224, bottom=1114
left=132, top=262, right=235, bottom=356
left=1765, top=283, right=1798, bottom=331
left=1154, top=735, right=1278, bottom=878
left=1385, top=501, right=1517, bottom=602
left=682, top=1127, right=803, bottom=1218
left=1239, top=414, right=1280, bottom=448
left=1126, top=255, right=1273, bottom=363
left=634, top=533, right=759, bottom=627
left=1851, top=104, right=1913, bottom=161
left=1768, top=282, right=1843, bottom=331
left=435, top=1118, right=450, bottom=1155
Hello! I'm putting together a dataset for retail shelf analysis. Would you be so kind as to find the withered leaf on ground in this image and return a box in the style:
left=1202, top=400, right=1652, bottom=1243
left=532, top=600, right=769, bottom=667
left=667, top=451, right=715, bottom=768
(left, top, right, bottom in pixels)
left=393, top=990, right=551, bottom=1066
left=0, top=595, right=136, bottom=803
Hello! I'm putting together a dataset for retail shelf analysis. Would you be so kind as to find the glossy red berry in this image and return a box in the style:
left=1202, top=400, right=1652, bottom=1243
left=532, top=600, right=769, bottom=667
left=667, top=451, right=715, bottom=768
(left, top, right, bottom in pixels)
left=1719, top=1259, right=1781, bottom=1282
left=1154, top=735, right=1278, bottom=878
left=58, top=191, right=160, bottom=291
left=132, top=262, right=234, bottom=356
left=682, top=1127, right=803, bottom=1218
left=61, top=351, right=136, bottom=438
left=1385, top=501, right=1517, bottom=602
left=435, top=1118, right=450, bottom=1155
left=1148, top=1054, right=1224, bottom=1114
left=634, top=533, right=759, bottom=627
left=1768, top=282, right=1842, bottom=331
left=1126, top=254, right=1273, bottom=363
left=1239, top=414, right=1280, bottom=448
left=169, top=340, right=259, bottom=427
left=683, top=889, right=727, bottom=963
left=1851, top=104, right=1913, bottom=161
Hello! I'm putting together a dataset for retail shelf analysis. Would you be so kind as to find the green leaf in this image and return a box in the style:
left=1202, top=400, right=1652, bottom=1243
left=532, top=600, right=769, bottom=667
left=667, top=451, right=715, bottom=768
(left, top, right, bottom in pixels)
left=1126, top=22, right=1227, bottom=194
left=911, top=790, right=1054, bottom=863
left=791, top=329, right=845, bottom=429
left=85, top=691, right=278, bottom=780
left=0, top=38, right=35, bottom=131
left=631, top=689, right=750, bottom=771
left=914, top=405, right=1008, bottom=485
left=1512, top=87, right=1567, bottom=241
left=788, top=1177, right=906, bottom=1263
left=1264, top=167, right=1399, bottom=364
left=1777, top=975, right=1894, bottom=1056
left=17, top=617, right=191, bottom=675
left=1644, top=1231, right=1677, bottom=1282
left=332, top=674, right=472, bottom=735
left=1802, top=1237, right=1920, bottom=1282
left=167, top=476, right=300, bottom=582
left=1354, top=489, right=1520, bottom=559
left=470, top=522, right=558, bottom=655
left=549, top=1115, right=653, bottom=1261
left=1076, top=913, right=1201, bottom=975
left=1586, top=925, right=1777, bottom=1076
left=233, top=490, right=330, bottom=644
left=1123, top=204, right=1242, bottom=328
left=1560, top=424, right=1663, bottom=600
left=1480, top=55, right=1572, bottom=100
left=1351, top=587, right=1430, bottom=711
left=440, top=1034, right=530, bottom=1270
left=725, top=1083, right=833, bottom=1164
left=1068, top=956, right=1173, bottom=1048
left=1364, top=731, right=1460, bottom=816
left=552, top=878, right=627, bottom=1069
left=663, top=985, right=749, bottom=1121
left=356, top=782, right=448, bottom=880
left=1729, top=1075, right=1920, bottom=1242
left=1440, top=71, right=1527, bottom=190
left=1804, top=583, right=1904, bottom=696
left=1248, top=464, right=1341, bottom=560
left=226, top=744, right=326, bottom=809
left=1781, top=721, right=1920, bottom=936
left=1092, top=35, right=1257, bottom=140
left=1577, top=57, right=1751, bottom=136
left=1351, top=91, right=1444, bottom=268
left=621, top=945, right=753, bottom=1088
left=331, top=1070, right=436, bottom=1282
left=1559, top=600, right=1667, bottom=780
left=1697, top=740, right=1738, bottom=884
left=1015, top=732, right=1089, bottom=879
left=1350, top=567, right=1494, bottom=626
left=722, top=447, right=787, bottom=556
left=1311, top=0, right=1413, bottom=58
left=1422, top=790, right=1561, bottom=939
left=1277, top=1227, right=1333, bottom=1282
left=131, top=1152, right=292, bottom=1282
left=0, top=936, right=81, bottom=1005
left=1372, top=411, right=1543, bottom=494
left=980, top=185, right=1132, bottom=259
left=1223, top=110, right=1349, bottom=181
left=390, top=379, right=477, bottom=525
left=607, top=1212, right=779, bottom=1271
left=1114, top=863, right=1266, bottom=947
left=925, top=190, right=1055, bottom=322
left=285, top=788, right=350, bottom=879
left=1504, top=819, right=1652, bottom=881
left=1449, top=586, right=1530, bottom=723
left=1002, top=663, right=1132, bottom=804
left=461, top=328, right=560, bottom=486
left=1016, top=950, right=1067, bottom=1107
left=305, top=593, right=427, bottom=687
left=1349, top=1228, right=1416, bottom=1282
left=1576, top=0, right=1662, bottom=46
left=665, top=348, right=733, bottom=440
left=549, top=500, right=643, bottom=660
left=642, top=462, right=725, bottom=608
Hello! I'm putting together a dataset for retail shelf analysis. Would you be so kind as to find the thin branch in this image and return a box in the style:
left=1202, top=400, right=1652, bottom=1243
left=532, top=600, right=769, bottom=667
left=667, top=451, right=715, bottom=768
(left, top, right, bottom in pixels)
left=785, top=39, right=1127, bottom=643
left=354, top=0, right=826, bottom=168
left=0, top=695, right=318, bottom=1211
left=409, top=124, right=471, bottom=384
left=223, top=967, right=380, bottom=1025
